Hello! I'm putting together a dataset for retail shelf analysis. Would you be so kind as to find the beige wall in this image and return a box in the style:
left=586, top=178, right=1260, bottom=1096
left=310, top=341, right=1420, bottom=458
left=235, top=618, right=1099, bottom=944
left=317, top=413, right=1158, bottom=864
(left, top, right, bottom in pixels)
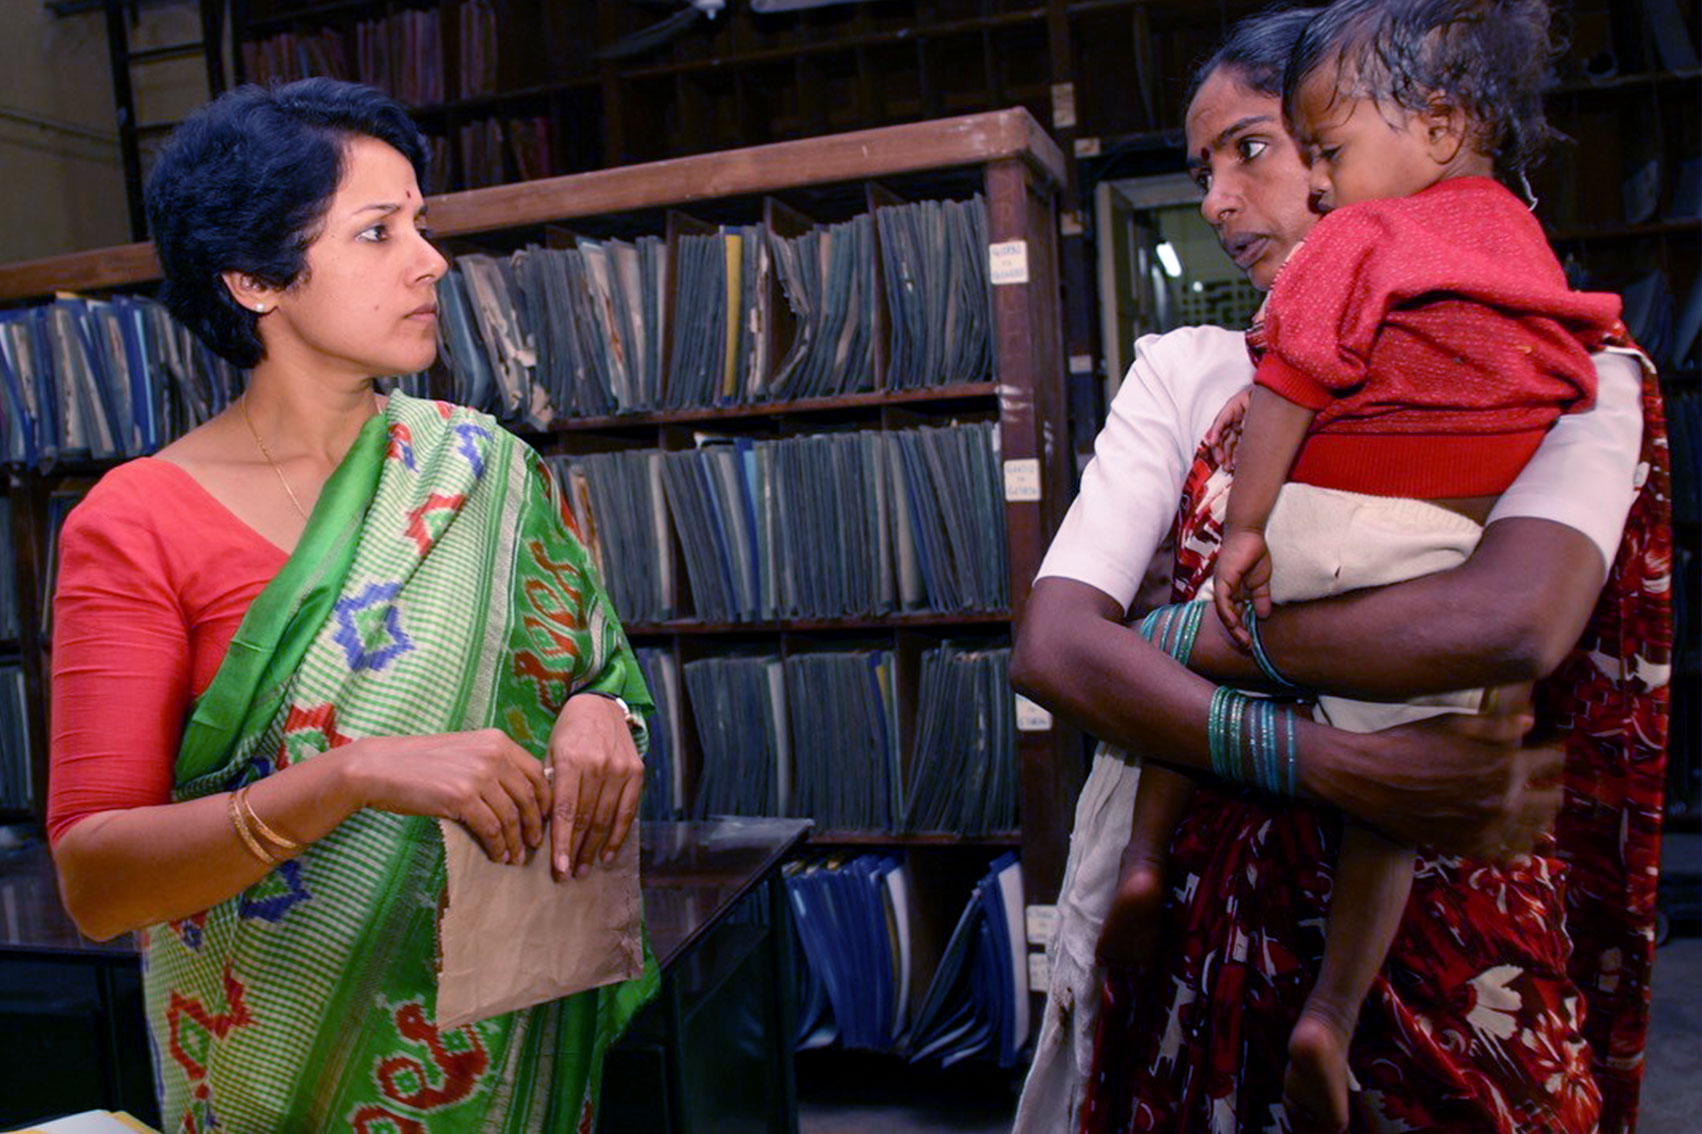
left=0, top=0, right=215, bottom=265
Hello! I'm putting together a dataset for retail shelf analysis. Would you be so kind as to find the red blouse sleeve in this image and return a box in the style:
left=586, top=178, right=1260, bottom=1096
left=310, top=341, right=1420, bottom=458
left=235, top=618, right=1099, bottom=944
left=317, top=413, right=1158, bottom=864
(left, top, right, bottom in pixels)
left=47, top=481, right=192, bottom=845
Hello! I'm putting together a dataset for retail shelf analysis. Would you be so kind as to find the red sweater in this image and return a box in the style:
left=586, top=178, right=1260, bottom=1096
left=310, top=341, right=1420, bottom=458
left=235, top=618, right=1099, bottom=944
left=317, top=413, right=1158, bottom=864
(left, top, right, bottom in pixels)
left=48, top=459, right=285, bottom=844
left=1253, top=177, right=1622, bottom=498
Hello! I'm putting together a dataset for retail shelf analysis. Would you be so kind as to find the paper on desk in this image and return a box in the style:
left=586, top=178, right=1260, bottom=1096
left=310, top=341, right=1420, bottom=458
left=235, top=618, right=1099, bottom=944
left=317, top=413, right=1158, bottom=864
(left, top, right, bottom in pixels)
left=8, top=1113, right=159, bottom=1134
left=435, top=819, right=645, bottom=1030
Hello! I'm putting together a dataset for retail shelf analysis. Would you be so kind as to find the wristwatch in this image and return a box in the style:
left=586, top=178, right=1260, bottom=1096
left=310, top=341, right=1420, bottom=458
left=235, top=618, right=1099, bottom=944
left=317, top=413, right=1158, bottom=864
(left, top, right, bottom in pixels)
left=583, top=691, right=645, bottom=743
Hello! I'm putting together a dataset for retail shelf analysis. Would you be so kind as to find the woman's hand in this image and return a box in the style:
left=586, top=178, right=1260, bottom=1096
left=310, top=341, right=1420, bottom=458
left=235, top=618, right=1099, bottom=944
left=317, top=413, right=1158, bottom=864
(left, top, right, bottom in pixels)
left=1204, top=386, right=1252, bottom=471
left=548, top=693, right=645, bottom=881
left=345, top=730, right=549, bottom=866
left=1304, top=684, right=1562, bottom=859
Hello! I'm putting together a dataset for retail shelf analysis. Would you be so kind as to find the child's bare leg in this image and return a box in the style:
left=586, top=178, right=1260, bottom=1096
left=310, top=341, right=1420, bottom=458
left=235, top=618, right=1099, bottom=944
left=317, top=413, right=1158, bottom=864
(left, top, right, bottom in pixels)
left=1096, top=764, right=1196, bottom=967
left=1285, top=825, right=1414, bottom=1133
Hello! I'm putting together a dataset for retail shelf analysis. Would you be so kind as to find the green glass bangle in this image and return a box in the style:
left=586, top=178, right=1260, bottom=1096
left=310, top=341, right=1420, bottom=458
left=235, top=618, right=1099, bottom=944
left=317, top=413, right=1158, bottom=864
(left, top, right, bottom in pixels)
left=1244, top=606, right=1300, bottom=692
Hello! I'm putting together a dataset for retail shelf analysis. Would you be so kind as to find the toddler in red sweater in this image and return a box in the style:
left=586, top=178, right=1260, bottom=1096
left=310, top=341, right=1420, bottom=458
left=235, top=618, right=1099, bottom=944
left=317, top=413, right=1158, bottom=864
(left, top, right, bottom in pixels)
left=1106, top=1, right=1625, bottom=1130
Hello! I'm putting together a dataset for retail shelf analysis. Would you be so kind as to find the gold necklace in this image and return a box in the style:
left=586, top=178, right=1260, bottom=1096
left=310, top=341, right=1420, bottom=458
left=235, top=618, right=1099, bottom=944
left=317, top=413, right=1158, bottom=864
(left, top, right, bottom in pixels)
left=240, top=393, right=310, bottom=521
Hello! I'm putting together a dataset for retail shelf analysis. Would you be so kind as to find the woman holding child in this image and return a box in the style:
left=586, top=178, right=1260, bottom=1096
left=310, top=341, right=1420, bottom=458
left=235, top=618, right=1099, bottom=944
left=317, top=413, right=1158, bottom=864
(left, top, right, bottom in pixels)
left=1010, top=2, right=1670, bottom=1131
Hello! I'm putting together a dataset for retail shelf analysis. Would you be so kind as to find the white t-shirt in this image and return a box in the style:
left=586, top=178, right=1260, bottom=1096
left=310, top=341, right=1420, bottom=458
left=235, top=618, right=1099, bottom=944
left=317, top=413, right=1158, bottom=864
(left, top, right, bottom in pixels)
left=1037, top=325, right=1646, bottom=612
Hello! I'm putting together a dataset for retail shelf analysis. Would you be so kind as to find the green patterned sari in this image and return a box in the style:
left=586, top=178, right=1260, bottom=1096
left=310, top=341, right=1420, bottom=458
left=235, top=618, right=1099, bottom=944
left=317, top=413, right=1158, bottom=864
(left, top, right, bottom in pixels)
left=143, top=393, right=657, bottom=1132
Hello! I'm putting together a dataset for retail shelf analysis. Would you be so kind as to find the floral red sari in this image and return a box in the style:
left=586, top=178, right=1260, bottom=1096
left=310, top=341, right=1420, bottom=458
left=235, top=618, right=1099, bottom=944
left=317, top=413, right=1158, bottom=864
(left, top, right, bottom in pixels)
left=1081, top=363, right=1671, bottom=1133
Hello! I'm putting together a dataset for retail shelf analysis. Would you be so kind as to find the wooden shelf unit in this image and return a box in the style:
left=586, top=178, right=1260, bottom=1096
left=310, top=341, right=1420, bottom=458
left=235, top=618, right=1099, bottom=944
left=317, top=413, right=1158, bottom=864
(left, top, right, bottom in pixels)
left=0, top=109, right=1082, bottom=907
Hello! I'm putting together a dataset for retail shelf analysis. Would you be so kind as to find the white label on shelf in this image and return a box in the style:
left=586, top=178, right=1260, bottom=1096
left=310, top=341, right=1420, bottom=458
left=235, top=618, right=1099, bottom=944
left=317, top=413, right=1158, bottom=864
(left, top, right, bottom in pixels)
left=989, top=240, right=1030, bottom=286
left=1025, top=903, right=1059, bottom=945
left=1068, top=352, right=1094, bottom=374
left=1074, top=136, right=1101, bottom=157
left=1028, top=951, right=1051, bottom=991
left=1059, top=210, right=1084, bottom=236
left=1015, top=694, right=1053, bottom=732
left=1003, top=458, right=1042, bottom=502
left=1051, top=82, right=1077, bottom=129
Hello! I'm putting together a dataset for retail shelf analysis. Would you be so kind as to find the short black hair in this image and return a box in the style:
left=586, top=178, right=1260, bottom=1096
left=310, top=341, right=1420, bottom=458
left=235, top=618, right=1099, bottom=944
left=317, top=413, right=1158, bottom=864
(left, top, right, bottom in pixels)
left=145, top=78, right=430, bottom=369
left=1282, top=0, right=1559, bottom=181
left=1186, top=8, right=1321, bottom=109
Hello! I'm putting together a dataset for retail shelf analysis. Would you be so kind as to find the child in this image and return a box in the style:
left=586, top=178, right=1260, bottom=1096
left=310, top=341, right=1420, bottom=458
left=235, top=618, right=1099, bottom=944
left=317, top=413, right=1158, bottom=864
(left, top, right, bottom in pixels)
left=1104, top=1, right=1626, bottom=1129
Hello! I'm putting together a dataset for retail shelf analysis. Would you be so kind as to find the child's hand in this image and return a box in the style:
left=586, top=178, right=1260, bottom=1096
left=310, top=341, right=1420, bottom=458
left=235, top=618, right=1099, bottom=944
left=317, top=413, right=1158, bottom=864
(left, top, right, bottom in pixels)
left=1213, top=529, right=1272, bottom=648
left=1204, top=387, right=1253, bottom=471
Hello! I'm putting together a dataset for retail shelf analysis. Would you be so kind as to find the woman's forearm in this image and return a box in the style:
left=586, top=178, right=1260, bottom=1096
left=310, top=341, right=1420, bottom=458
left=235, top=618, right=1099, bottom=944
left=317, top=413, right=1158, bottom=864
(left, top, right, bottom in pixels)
left=1190, top=516, right=1607, bottom=699
left=54, top=747, right=367, bottom=940
left=1013, top=576, right=1560, bottom=856
left=1012, top=578, right=1344, bottom=781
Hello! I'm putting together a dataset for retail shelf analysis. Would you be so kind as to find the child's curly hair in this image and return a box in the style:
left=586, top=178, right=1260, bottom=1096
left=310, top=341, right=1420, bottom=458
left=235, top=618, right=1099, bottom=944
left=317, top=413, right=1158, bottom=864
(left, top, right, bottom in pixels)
left=1283, top=0, right=1561, bottom=182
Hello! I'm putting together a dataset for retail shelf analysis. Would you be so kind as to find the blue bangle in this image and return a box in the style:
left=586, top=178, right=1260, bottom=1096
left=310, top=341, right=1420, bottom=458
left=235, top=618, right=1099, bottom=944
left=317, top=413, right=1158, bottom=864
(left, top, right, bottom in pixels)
left=1139, top=601, right=1208, bottom=667
left=1244, top=606, right=1300, bottom=692
left=1205, top=685, right=1299, bottom=797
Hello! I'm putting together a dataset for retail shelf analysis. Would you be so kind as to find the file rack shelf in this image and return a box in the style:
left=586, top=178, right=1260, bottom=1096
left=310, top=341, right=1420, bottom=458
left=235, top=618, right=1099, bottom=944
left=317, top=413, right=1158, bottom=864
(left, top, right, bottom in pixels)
left=0, top=109, right=1083, bottom=907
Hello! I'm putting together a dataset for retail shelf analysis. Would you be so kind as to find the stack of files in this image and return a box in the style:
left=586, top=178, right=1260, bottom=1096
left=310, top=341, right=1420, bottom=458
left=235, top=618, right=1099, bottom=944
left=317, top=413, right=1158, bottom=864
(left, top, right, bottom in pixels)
left=457, top=237, right=668, bottom=418
left=1668, top=386, right=1700, bottom=527
left=792, top=920, right=839, bottom=1050
left=38, top=489, right=86, bottom=639
left=439, top=254, right=551, bottom=427
left=785, top=854, right=912, bottom=1052
left=903, top=642, right=1017, bottom=836
left=684, top=654, right=789, bottom=818
left=876, top=196, right=995, bottom=390
left=769, top=431, right=892, bottom=619
left=901, top=852, right=1028, bottom=1067
left=511, top=237, right=667, bottom=416
left=0, top=497, right=16, bottom=640
left=767, top=214, right=877, bottom=400
left=355, top=8, right=443, bottom=106
left=507, top=117, right=553, bottom=182
left=456, top=118, right=509, bottom=191
left=240, top=28, right=351, bottom=86
left=0, top=664, right=28, bottom=812
left=784, top=650, right=900, bottom=829
left=634, top=647, right=684, bottom=820
left=0, top=297, right=240, bottom=467
left=1620, top=271, right=1676, bottom=374
left=665, top=226, right=771, bottom=409
left=455, top=0, right=500, bottom=98
left=660, top=439, right=767, bottom=623
left=887, top=422, right=1008, bottom=612
left=547, top=450, right=675, bottom=624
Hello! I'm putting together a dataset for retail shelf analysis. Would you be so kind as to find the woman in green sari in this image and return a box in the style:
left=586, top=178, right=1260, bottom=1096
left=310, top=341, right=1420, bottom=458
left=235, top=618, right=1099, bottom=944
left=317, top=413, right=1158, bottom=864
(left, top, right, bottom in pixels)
left=48, top=79, right=656, bottom=1131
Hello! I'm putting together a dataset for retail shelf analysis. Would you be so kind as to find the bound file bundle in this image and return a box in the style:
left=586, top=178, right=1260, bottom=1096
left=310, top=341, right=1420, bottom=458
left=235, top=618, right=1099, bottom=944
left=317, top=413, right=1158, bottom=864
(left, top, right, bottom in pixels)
left=787, top=854, right=912, bottom=1052
left=548, top=421, right=1006, bottom=625
left=786, top=852, right=1028, bottom=1067
left=901, top=852, right=1028, bottom=1067
left=431, top=196, right=993, bottom=426
left=546, top=450, right=674, bottom=625
left=0, top=297, right=242, bottom=466
left=667, top=643, right=1012, bottom=835
left=903, top=644, right=1017, bottom=837
left=0, top=664, right=30, bottom=812
left=633, top=646, right=684, bottom=821
left=875, top=196, right=993, bottom=391
left=0, top=497, right=17, bottom=641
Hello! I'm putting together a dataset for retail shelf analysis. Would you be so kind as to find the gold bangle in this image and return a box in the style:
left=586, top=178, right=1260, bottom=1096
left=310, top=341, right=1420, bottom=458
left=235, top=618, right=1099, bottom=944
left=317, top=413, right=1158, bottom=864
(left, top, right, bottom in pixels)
left=230, top=786, right=277, bottom=865
left=238, top=788, right=301, bottom=853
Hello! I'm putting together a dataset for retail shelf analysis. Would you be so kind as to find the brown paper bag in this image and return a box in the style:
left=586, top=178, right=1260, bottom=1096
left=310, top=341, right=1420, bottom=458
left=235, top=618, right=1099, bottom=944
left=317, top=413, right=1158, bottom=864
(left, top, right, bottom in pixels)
left=435, top=819, right=645, bottom=1030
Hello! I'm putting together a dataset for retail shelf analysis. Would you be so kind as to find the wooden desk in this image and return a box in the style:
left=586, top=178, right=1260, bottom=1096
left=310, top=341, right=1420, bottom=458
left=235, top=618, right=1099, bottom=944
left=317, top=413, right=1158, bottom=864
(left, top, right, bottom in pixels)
left=0, top=818, right=811, bottom=1131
